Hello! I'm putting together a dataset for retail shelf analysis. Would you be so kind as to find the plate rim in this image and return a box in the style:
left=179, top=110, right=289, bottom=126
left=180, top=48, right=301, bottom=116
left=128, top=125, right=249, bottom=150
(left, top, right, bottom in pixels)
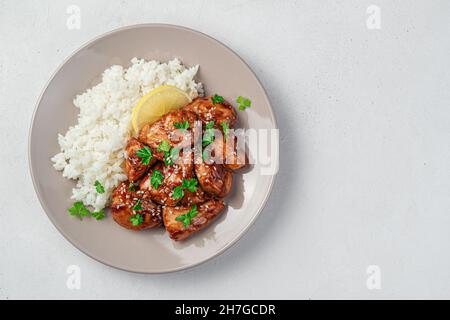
left=28, top=23, right=279, bottom=274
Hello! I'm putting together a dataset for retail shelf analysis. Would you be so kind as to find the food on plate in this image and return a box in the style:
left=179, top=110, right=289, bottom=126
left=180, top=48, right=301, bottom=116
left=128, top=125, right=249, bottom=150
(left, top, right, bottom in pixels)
left=139, top=158, right=194, bottom=207
left=138, top=109, right=198, bottom=159
left=235, top=95, right=252, bottom=111
left=206, top=135, right=248, bottom=170
left=183, top=95, right=237, bottom=127
left=194, top=162, right=233, bottom=198
left=124, top=138, right=156, bottom=182
left=163, top=199, right=225, bottom=241
left=131, top=85, right=192, bottom=135
left=112, top=94, right=246, bottom=240
left=52, top=58, right=251, bottom=240
left=51, top=58, right=202, bottom=211
left=111, top=182, right=162, bottom=230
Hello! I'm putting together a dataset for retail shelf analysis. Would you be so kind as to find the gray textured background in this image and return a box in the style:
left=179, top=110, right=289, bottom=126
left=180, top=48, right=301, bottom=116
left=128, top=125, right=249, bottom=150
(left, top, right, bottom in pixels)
left=1, top=0, right=449, bottom=299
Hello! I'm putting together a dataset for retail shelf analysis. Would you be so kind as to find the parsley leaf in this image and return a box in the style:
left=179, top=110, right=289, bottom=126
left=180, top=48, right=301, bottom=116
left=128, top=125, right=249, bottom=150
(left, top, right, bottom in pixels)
left=174, top=120, right=190, bottom=130
left=182, top=178, right=198, bottom=192
left=169, top=147, right=180, bottom=162
left=94, top=180, right=105, bottom=194
left=202, top=149, right=210, bottom=163
left=202, top=131, right=215, bottom=147
left=164, top=154, right=173, bottom=166
left=164, top=147, right=179, bottom=166
left=172, top=185, right=185, bottom=200
left=157, top=140, right=171, bottom=153
left=157, top=141, right=175, bottom=165
left=130, top=214, right=143, bottom=226
left=163, top=149, right=175, bottom=166
left=202, top=121, right=216, bottom=147
left=92, top=209, right=105, bottom=220
left=236, top=96, right=251, bottom=111
left=175, top=205, right=199, bottom=228
left=128, top=182, right=136, bottom=192
left=221, top=121, right=229, bottom=141
left=172, top=178, right=198, bottom=200
left=68, top=201, right=90, bottom=220
left=68, top=201, right=106, bottom=221
left=211, top=94, right=224, bottom=105
left=151, top=170, right=164, bottom=189
left=136, top=146, right=153, bottom=165
left=132, top=199, right=143, bottom=211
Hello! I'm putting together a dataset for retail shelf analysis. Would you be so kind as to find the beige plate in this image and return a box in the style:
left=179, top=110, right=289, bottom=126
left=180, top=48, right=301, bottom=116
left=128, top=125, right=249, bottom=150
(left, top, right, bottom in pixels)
left=29, top=24, right=278, bottom=273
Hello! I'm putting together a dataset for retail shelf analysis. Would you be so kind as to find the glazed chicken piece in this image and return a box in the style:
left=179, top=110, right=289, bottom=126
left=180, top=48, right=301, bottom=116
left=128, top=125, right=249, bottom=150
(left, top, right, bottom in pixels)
left=111, top=182, right=162, bottom=230
left=183, top=96, right=237, bottom=128
left=140, top=151, right=209, bottom=206
left=138, top=119, right=168, bottom=161
left=163, top=199, right=225, bottom=241
left=140, top=161, right=188, bottom=207
left=186, top=96, right=245, bottom=169
left=124, top=138, right=156, bottom=182
left=205, top=135, right=248, bottom=170
left=194, top=161, right=233, bottom=198
left=160, top=109, right=199, bottom=145
left=181, top=186, right=210, bottom=207
left=138, top=109, right=199, bottom=161
left=223, top=136, right=247, bottom=170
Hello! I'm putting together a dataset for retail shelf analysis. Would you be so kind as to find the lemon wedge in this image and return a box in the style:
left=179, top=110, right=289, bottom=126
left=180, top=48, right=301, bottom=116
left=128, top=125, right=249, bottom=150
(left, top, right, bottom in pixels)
left=131, top=85, right=192, bottom=135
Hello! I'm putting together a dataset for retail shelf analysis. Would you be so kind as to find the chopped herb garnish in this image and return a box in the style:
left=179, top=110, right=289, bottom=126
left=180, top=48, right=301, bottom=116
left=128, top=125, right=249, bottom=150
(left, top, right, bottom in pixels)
left=174, top=120, right=190, bottom=130
left=132, top=199, right=142, bottom=211
left=157, top=140, right=171, bottom=153
left=136, top=146, right=153, bottom=165
left=175, top=205, right=199, bottom=228
left=169, top=147, right=180, bottom=162
left=172, top=178, right=198, bottom=200
left=94, top=180, right=105, bottom=194
left=182, top=178, right=198, bottom=192
left=202, top=121, right=216, bottom=147
left=202, top=132, right=215, bottom=147
left=211, top=94, right=224, bottom=105
left=68, top=201, right=91, bottom=220
left=68, top=202, right=106, bottom=221
left=202, top=149, right=210, bottom=163
left=164, top=156, right=173, bottom=166
left=130, top=214, right=143, bottom=226
left=221, top=121, right=229, bottom=141
left=92, top=209, right=105, bottom=220
left=163, top=147, right=179, bottom=166
left=172, top=185, right=185, bottom=200
left=128, top=182, right=136, bottom=191
left=157, top=140, right=175, bottom=165
left=151, top=170, right=164, bottom=189
left=236, top=96, right=251, bottom=111
left=164, top=151, right=174, bottom=166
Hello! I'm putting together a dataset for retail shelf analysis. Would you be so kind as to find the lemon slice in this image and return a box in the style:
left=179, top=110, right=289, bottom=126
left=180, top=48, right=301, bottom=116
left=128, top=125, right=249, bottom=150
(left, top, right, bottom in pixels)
left=132, top=85, right=192, bottom=135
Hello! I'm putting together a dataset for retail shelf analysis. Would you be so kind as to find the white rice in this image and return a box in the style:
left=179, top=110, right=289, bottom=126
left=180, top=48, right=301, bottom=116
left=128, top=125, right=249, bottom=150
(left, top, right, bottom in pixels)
left=51, top=58, right=202, bottom=211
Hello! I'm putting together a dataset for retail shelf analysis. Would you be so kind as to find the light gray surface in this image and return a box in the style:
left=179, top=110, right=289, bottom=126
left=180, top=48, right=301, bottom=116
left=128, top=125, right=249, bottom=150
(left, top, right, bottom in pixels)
left=1, top=0, right=449, bottom=299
